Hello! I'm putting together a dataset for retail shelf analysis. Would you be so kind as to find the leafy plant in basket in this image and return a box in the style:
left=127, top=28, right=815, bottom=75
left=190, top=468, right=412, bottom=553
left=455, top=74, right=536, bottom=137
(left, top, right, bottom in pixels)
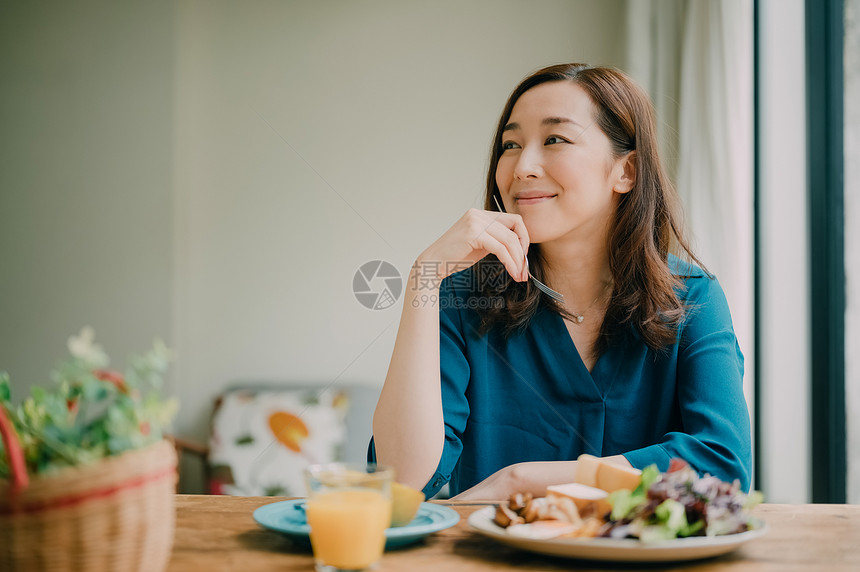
left=0, top=327, right=179, bottom=483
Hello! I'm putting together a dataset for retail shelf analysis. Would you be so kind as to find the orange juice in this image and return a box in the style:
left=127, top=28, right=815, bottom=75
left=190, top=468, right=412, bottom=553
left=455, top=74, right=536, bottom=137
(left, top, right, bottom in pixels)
left=306, top=489, right=392, bottom=569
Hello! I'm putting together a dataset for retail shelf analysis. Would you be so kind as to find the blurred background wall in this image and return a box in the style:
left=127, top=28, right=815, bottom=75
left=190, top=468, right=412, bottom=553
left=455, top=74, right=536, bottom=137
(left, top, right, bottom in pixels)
left=0, top=1, right=175, bottom=400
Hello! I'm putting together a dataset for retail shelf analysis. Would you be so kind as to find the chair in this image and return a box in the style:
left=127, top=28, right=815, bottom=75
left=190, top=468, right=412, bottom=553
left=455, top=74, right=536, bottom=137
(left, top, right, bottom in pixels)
left=173, top=382, right=381, bottom=495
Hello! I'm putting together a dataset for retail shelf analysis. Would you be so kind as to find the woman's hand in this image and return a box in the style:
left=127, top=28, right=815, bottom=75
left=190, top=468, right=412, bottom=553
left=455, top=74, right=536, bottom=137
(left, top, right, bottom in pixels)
left=450, top=460, right=580, bottom=501
left=448, top=456, right=632, bottom=501
left=449, top=464, right=519, bottom=501
left=418, top=208, right=530, bottom=283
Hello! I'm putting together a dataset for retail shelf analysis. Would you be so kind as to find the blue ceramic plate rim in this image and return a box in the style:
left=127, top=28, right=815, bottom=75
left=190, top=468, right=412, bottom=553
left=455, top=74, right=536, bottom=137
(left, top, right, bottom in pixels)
left=253, top=499, right=460, bottom=548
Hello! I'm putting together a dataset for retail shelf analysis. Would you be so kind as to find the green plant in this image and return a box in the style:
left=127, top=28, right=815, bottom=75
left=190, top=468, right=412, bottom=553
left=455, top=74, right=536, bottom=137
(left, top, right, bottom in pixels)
left=0, top=327, right=178, bottom=479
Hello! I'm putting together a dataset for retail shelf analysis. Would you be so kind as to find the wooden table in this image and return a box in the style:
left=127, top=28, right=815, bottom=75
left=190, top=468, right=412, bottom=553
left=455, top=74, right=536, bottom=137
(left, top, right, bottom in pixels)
left=169, top=495, right=860, bottom=571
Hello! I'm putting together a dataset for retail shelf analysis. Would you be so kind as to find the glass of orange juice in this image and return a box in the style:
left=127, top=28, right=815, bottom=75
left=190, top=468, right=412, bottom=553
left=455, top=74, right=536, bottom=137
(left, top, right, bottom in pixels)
left=304, top=463, right=394, bottom=572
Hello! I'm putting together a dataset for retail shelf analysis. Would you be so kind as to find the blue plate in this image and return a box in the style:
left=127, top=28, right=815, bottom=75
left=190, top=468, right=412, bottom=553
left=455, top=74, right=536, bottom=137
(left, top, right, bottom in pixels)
left=253, top=499, right=460, bottom=549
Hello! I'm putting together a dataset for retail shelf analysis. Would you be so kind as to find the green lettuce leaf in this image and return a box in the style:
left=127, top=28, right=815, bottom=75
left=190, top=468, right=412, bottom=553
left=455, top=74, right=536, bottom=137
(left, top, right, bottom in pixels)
left=609, top=464, right=661, bottom=520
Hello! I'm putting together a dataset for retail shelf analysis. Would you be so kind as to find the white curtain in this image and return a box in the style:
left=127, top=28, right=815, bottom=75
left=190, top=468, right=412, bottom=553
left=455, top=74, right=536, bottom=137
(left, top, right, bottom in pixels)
left=626, top=0, right=687, bottom=183
left=625, top=0, right=754, bottom=405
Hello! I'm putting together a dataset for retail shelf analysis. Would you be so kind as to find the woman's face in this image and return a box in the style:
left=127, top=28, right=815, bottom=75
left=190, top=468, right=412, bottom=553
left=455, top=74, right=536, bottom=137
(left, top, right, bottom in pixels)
left=495, top=81, right=631, bottom=245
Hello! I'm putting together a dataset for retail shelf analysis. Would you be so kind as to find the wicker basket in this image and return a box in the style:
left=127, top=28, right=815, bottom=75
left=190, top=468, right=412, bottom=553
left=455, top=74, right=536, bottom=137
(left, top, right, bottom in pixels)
left=0, top=405, right=177, bottom=572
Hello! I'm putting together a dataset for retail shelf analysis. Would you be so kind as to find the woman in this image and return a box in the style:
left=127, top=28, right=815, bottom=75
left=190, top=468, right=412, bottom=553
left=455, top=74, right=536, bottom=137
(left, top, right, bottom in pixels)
left=370, top=63, right=751, bottom=500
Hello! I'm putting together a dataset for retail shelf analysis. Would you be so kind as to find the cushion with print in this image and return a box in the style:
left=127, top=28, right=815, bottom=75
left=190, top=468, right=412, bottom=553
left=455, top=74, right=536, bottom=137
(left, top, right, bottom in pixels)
left=207, top=387, right=349, bottom=496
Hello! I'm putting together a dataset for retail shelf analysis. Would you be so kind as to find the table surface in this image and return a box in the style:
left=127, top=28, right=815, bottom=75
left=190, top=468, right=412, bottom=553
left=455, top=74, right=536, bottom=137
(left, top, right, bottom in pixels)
left=169, top=495, right=860, bottom=571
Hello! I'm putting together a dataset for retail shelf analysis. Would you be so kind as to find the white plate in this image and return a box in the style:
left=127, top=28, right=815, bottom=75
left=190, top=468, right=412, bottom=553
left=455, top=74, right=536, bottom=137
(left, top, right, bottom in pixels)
left=467, top=506, right=768, bottom=562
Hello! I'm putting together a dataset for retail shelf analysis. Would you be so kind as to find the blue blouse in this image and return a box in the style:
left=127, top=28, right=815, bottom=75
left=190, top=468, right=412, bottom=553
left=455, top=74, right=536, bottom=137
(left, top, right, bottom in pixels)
left=370, top=258, right=752, bottom=499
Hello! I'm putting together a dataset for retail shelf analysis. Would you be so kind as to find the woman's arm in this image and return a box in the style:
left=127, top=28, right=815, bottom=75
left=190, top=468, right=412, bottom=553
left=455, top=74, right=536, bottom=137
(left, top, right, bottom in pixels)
left=372, top=209, right=530, bottom=491
left=450, top=455, right=632, bottom=501
left=370, top=263, right=446, bottom=490
left=622, top=276, right=752, bottom=489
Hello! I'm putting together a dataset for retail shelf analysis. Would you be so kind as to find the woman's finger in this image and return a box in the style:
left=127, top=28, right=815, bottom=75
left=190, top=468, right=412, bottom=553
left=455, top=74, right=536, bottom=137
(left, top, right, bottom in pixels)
left=507, top=213, right=530, bottom=259
left=486, top=211, right=530, bottom=265
left=419, top=208, right=530, bottom=283
left=489, top=202, right=531, bottom=258
left=481, top=218, right=529, bottom=281
left=469, top=230, right=525, bottom=282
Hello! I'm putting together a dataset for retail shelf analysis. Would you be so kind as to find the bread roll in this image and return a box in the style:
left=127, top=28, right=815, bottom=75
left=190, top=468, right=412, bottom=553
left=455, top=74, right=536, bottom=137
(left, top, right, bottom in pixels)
left=546, top=483, right=612, bottom=516
left=596, top=461, right=642, bottom=493
left=573, top=454, right=601, bottom=488
left=574, top=454, right=642, bottom=493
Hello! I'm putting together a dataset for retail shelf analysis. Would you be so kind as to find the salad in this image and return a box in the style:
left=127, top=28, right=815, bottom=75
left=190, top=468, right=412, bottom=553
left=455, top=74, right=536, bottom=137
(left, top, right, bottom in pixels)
left=493, top=458, right=763, bottom=543
left=605, top=459, right=763, bottom=542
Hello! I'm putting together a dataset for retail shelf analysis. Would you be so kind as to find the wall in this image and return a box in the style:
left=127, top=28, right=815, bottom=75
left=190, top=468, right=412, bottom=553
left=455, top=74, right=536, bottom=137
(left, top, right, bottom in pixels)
left=0, top=1, right=174, bottom=398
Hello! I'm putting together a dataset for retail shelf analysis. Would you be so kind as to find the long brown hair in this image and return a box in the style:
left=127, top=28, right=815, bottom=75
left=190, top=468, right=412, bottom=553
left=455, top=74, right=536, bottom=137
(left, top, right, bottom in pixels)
left=475, top=63, right=706, bottom=353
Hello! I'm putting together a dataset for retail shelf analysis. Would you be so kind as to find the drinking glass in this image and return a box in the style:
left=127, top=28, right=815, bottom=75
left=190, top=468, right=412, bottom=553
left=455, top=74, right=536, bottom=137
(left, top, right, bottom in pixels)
left=304, top=462, right=393, bottom=572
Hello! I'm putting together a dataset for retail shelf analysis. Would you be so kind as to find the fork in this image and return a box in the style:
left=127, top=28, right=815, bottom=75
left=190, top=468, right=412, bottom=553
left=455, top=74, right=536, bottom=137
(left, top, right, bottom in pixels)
left=492, top=196, right=565, bottom=303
